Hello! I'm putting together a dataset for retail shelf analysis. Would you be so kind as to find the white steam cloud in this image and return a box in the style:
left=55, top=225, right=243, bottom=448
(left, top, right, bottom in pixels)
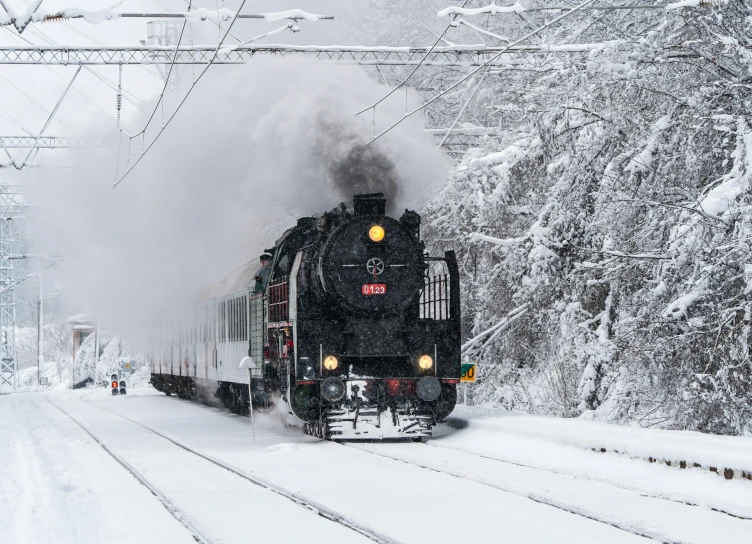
left=24, top=59, right=449, bottom=338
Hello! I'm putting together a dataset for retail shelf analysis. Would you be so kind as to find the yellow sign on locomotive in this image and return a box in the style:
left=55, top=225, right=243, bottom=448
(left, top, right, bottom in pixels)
left=461, top=363, right=476, bottom=382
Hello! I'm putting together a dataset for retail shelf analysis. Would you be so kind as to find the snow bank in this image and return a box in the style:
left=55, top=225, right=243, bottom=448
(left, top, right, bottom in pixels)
left=16, top=361, right=69, bottom=391
left=456, top=406, right=752, bottom=476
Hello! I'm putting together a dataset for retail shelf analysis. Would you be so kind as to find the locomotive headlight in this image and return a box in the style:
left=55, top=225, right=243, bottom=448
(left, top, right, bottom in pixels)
left=368, top=225, right=385, bottom=242
left=324, top=355, right=339, bottom=370
left=418, top=354, right=434, bottom=370
left=321, top=377, right=346, bottom=402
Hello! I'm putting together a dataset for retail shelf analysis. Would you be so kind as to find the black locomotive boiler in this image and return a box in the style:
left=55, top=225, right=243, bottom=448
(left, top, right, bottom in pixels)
left=151, top=193, right=461, bottom=440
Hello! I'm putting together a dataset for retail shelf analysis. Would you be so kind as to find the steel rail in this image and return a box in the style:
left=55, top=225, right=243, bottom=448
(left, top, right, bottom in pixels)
left=46, top=399, right=213, bottom=544
left=81, top=397, right=403, bottom=544
left=424, top=440, right=752, bottom=520
left=344, top=442, right=688, bottom=544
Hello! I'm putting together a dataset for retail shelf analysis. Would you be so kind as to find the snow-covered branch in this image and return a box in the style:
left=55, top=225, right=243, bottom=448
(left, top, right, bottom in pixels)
left=468, top=232, right=527, bottom=248
left=438, top=2, right=526, bottom=17
left=462, top=304, right=530, bottom=352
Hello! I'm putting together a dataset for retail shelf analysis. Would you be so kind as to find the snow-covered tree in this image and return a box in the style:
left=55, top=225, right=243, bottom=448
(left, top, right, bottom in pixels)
left=364, top=1, right=752, bottom=433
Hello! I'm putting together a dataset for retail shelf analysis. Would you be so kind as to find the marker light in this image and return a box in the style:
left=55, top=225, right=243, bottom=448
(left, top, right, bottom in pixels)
left=418, top=355, right=434, bottom=370
left=324, top=355, right=339, bottom=370
left=368, top=225, right=385, bottom=242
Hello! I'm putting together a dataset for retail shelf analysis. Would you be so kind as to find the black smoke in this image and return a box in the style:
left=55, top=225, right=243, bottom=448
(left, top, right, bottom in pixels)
left=315, top=116, right=400, bottom=212
left=328, top=144, right=399, bottom=206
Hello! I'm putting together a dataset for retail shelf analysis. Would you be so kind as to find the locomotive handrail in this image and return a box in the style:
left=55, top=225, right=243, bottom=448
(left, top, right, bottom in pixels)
left=267, top=275, right=290, bottom=325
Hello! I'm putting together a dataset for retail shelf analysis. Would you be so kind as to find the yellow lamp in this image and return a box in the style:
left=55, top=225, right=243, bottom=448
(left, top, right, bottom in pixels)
left=418, top=355, right=433, bottom=370
left=368, top=225, right=385, bottom=242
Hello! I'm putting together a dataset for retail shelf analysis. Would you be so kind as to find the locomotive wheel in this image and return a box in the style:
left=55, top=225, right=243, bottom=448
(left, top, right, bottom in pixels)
left=304, top=419, right=329, bottom=440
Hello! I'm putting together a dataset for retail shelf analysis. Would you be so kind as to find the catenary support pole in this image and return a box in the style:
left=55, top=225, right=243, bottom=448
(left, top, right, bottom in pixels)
left=37, top=266, right=42, bottom=385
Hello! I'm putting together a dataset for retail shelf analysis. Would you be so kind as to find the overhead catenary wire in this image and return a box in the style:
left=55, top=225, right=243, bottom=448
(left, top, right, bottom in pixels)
left=365, top=0, right=603, bottom=145
left=0, top=106, right=33, bottom=135
left=116, top=0, right=195, bottom=139
left=438, top=70, right=489, bottom=149
left=114, top=20, right=295, bottom=186
left=0, top=70, right=79, bottom=135
left=14, top=0, right=161, bottom=85
left=113, top=0, right=253, bottom=187
left=355, top=0, right=471, bottom=117
left=385, top=0, right=455, bottom=46
left=2, top=26, right=142, bottom=115
left=173, top=0, right=246, bottom=45
left=16, top=65, right=82, bottom=169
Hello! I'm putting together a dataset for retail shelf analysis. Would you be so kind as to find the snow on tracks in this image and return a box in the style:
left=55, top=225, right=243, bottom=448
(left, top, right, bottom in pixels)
left=47, top=399, right=212, bottom=544
left=347, top=441, right=752, bottom=544
left=0, top=393, right=193, bottom=543
left=48, top=394, right=377, bottom=544
left=75, top=390, right=646, bottom=543
left=76, top=397, right=396, bottom=544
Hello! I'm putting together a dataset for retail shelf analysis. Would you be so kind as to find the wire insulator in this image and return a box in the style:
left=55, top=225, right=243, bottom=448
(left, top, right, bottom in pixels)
left=117, top=63, right=124, bottom=122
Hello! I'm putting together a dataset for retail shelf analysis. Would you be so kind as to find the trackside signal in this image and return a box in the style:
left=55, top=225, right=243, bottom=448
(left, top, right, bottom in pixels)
left=111, top=373, right=119, bottom=395
left=460, top=362, right=476, bottom=382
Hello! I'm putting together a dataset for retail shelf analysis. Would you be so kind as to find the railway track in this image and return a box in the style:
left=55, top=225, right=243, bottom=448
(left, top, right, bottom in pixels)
left=425, top=440, right=752, bottom=521
left=344, top=440, right=752, bottom=544
left=51, top=397, right=401, bottom=544
left=343, top=441, right=669, bottom=543
left=47, top=399, right=211, bottom=544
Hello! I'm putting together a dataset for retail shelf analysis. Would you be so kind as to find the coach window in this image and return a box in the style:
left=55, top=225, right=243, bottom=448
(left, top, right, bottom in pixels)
left=232, top=299, right=238, bottom=342
left=218, top=301, right=225, bottom=343
left=241, top=296, right=247, bottom=341
left=233, top=298, right=239, bottom=342
left=228, top=300, right=233, bottom=342
left=230, top=299, right=234, bottom=342
left=232, top=298, right=237, bottom=342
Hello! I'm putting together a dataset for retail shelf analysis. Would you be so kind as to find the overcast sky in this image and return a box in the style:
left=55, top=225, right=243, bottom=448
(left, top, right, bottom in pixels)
left=0, top=1, right=454, bottom=331
left=0, top=0, right=360, bottom=144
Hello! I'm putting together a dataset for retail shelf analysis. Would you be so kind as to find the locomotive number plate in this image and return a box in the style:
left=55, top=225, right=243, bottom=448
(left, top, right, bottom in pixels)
left=362, top=284, right=387, bottom=295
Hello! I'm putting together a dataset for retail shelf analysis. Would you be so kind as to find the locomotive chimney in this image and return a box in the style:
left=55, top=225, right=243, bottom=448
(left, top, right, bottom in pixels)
left=353, top=193, right=386, bottom=216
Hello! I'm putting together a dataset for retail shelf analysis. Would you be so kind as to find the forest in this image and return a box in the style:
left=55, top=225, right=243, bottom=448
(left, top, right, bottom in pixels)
left=366, top=0, right=752, bottom=434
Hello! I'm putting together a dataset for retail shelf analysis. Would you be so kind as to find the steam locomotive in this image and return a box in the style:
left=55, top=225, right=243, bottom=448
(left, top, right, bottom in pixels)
left=150, top=193, right=461, bottom=439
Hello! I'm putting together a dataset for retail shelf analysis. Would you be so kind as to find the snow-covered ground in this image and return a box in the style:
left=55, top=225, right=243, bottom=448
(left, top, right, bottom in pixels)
left=2, top=387, right=751, bottom=544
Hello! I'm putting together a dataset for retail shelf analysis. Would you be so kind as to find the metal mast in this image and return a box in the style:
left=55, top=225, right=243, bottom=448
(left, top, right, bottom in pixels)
left=0, top=184, right=22, bottom=390
left=146, top=20, right=182, bottom=94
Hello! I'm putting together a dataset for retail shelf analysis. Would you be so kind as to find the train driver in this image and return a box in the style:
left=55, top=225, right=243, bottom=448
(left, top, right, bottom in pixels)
left=253, top=253, right=272, bottom=293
